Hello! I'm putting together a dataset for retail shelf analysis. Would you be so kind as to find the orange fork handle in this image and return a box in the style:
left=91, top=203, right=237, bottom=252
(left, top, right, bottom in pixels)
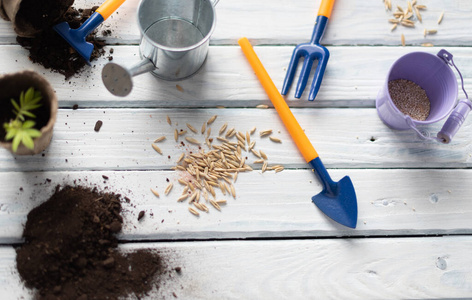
left=238, top=37, right=319, bottom=163
left=96, top=0, right=126, bottom=20
left=318, top=0, right=335, bottom=18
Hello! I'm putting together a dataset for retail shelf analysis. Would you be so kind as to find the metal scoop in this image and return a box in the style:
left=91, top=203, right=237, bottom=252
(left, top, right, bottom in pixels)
left=281, top=0, right=335, bottom=101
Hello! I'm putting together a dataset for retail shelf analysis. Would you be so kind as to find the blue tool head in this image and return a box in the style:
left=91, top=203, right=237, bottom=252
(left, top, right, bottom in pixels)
left=281, top=15, right=331, bottom=101
left=53, top=12, right=104, bottom=63
left=312, top=175, right=357, bottom=229
left=309, top=157, right=358, bottom=229
left=281, top=43, right=330, bottom=101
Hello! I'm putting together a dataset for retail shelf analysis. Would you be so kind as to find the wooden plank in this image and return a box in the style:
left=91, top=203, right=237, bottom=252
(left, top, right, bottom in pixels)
left=2, top=237, right=472, bottom=299
left=1, top=108, right=471, bottom=172
left=0, top=45, right=469, bottom=105
left=1, top=168, right=472, bottom=243
left=0, top=0, right=470, bottom=46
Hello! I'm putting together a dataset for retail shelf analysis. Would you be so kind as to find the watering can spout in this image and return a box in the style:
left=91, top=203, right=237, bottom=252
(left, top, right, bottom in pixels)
left=437, top=100, right=472, bottom=144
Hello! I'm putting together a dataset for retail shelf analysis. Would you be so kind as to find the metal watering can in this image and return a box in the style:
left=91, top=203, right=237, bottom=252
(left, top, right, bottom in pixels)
left=102, top=0, right=219, bottom=97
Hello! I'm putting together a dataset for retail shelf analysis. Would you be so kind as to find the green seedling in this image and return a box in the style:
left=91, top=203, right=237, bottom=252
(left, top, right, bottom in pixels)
left=3, top=87, right=43, bottom=152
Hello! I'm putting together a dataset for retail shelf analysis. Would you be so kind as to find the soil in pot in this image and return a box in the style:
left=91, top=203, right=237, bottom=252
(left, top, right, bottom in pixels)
left=17, top=6, right=106, bottom=80
left=16, top=185, right=170, bottom=300
left=15, top=0, right=74, bottom=33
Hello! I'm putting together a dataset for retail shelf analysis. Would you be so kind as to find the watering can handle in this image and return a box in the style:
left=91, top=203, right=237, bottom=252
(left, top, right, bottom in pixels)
left=318, top=0, right=335, bottom=18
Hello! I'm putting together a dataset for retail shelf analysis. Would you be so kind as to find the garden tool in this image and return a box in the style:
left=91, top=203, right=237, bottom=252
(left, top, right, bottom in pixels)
left=239, top=37, right=357, bottom=228
left=281, top=0, right=335, bottom=101
left=54, top=0, right=126, bottom=62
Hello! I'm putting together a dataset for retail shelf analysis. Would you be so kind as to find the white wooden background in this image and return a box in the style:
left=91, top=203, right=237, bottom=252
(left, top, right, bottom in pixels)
left=1, top=0, right=472, bottom=299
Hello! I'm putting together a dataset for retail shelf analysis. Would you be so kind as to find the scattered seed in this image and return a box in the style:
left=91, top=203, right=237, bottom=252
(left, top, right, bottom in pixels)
left=415, top=4, right=426, bottom=10
left=165, top=183, right=173, bottom=195
left=256, top=104, right=269, bottom=109
left=260, top=129, right=273, bottom=137
left=400, top=20, right=415, bottom=27
left=188, top=207, right=200, bottom=216
left=437, top=11, right=444, bottom=24
left=260, top=150, right=268, bottom=160
left=176, top=84, right=184, bottom=92
left=219, top=123, right=228, bottom=135
left=216, top=199, right=227, bottom=204
left=391, top=23, right=397, bottom=31
left=210, top=200, right=221, bottom=211
left=151, top=188, right=160, bottom=198
left=185, top=137, right=201, bottom=145
left=177, top=153, right=185, bottom=163
left=154, top=136, right=166, bottom=143
left=254, top=159, right=264, bottom=164
left=269, top=136, right=282, bottom=143
left=177, top=194, right=189, bottom=202
left=389, top=19, right=400, bottom=24
left=187, top=123, right=198, bottom=134
left=426, top=29, right=437, bottom=35
left=250, top=127, right=256, bottom=135
left=201, top=122, right=206, bottom=134
left=262, top=161, right=268, bottom=173
left=178, top=130, right=187, bottom=136
left=274, top=166, right=284, bottom=173
left=152, top=144, right=163, bottom=155
left=207, top=115, right=217, bottom=125
left=401, top=34, right=405, bottom=46
left=421, top=43, right=434, bottom=47
left=166, top=115, right=172, bottom=125
left=414, top=6, right=422, bottom=22
left=174, top=129, right=178, bottom=141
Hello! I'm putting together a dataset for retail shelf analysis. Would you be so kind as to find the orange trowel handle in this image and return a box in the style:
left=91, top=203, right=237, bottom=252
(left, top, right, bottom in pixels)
left=96, top=0, right=126, bottom=20
left=238, top=37, right=319, bottom=163
left=318, top=0, right=335, bottom=18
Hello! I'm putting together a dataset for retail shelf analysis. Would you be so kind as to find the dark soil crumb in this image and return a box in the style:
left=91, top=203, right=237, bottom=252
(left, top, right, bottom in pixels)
left=94, top=120, right=103, bottom=132
left=15, top=185, right=167, bottom=300
left=138, top=210, right=145, bottom=221
left=72, top=104, right=79, bottom=110
left=16, top=7, right=107, bottom=80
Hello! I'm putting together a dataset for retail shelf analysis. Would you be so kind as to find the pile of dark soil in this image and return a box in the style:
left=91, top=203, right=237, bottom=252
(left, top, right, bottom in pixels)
left=16, top=185, right=165, bottom=300
left=17, top=7, right=106, bottom=79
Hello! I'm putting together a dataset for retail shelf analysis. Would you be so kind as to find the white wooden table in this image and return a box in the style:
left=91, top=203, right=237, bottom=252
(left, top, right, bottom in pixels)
left=2, top=0, right=472, bottom=299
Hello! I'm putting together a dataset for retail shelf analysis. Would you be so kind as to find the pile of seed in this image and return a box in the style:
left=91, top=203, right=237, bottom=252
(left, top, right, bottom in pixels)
left=383, top=0, right=444, bottom=46
left=151, top=114, right=285, bottom=216
left=388, top=79, right=430, bottom=121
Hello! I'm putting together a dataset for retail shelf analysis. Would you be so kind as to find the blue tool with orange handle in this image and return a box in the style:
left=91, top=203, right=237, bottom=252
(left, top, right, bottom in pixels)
left=281, top=0, right=335, bottom=101
left=54, top=0, right=126, bottom=63
left=239, top=37, right=357, bottom=228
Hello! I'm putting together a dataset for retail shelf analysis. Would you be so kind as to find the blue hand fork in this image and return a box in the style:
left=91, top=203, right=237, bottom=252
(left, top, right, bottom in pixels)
left=281, top=0, right=335, bottom=101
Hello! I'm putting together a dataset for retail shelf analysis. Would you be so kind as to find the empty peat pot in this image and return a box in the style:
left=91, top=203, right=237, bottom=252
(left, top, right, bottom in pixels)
left=376, top=49, right=471, bottom=143
left=102, top=0, right=218, bottom=97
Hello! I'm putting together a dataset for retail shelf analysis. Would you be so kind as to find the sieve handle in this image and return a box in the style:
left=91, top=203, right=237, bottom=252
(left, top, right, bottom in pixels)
left=437, top=100, right=472, bottom=144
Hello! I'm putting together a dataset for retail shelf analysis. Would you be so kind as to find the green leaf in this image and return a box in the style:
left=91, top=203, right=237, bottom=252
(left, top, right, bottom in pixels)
left=21, top=133, right=34, bottom=150
left=22, top=111, right=37, bottom=119
left=25, top=128, right=41, bottom=138
left=12, top=132, right=22, bottom=152
left=11, top=99, right=20, bottom=112
left=24, top=87, right=34, bottom=102
left=19, top=90, right=25, bottom=107
left=22, top=120, right=36, bottom=129
left=5, top=128, right=17, bottom=141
